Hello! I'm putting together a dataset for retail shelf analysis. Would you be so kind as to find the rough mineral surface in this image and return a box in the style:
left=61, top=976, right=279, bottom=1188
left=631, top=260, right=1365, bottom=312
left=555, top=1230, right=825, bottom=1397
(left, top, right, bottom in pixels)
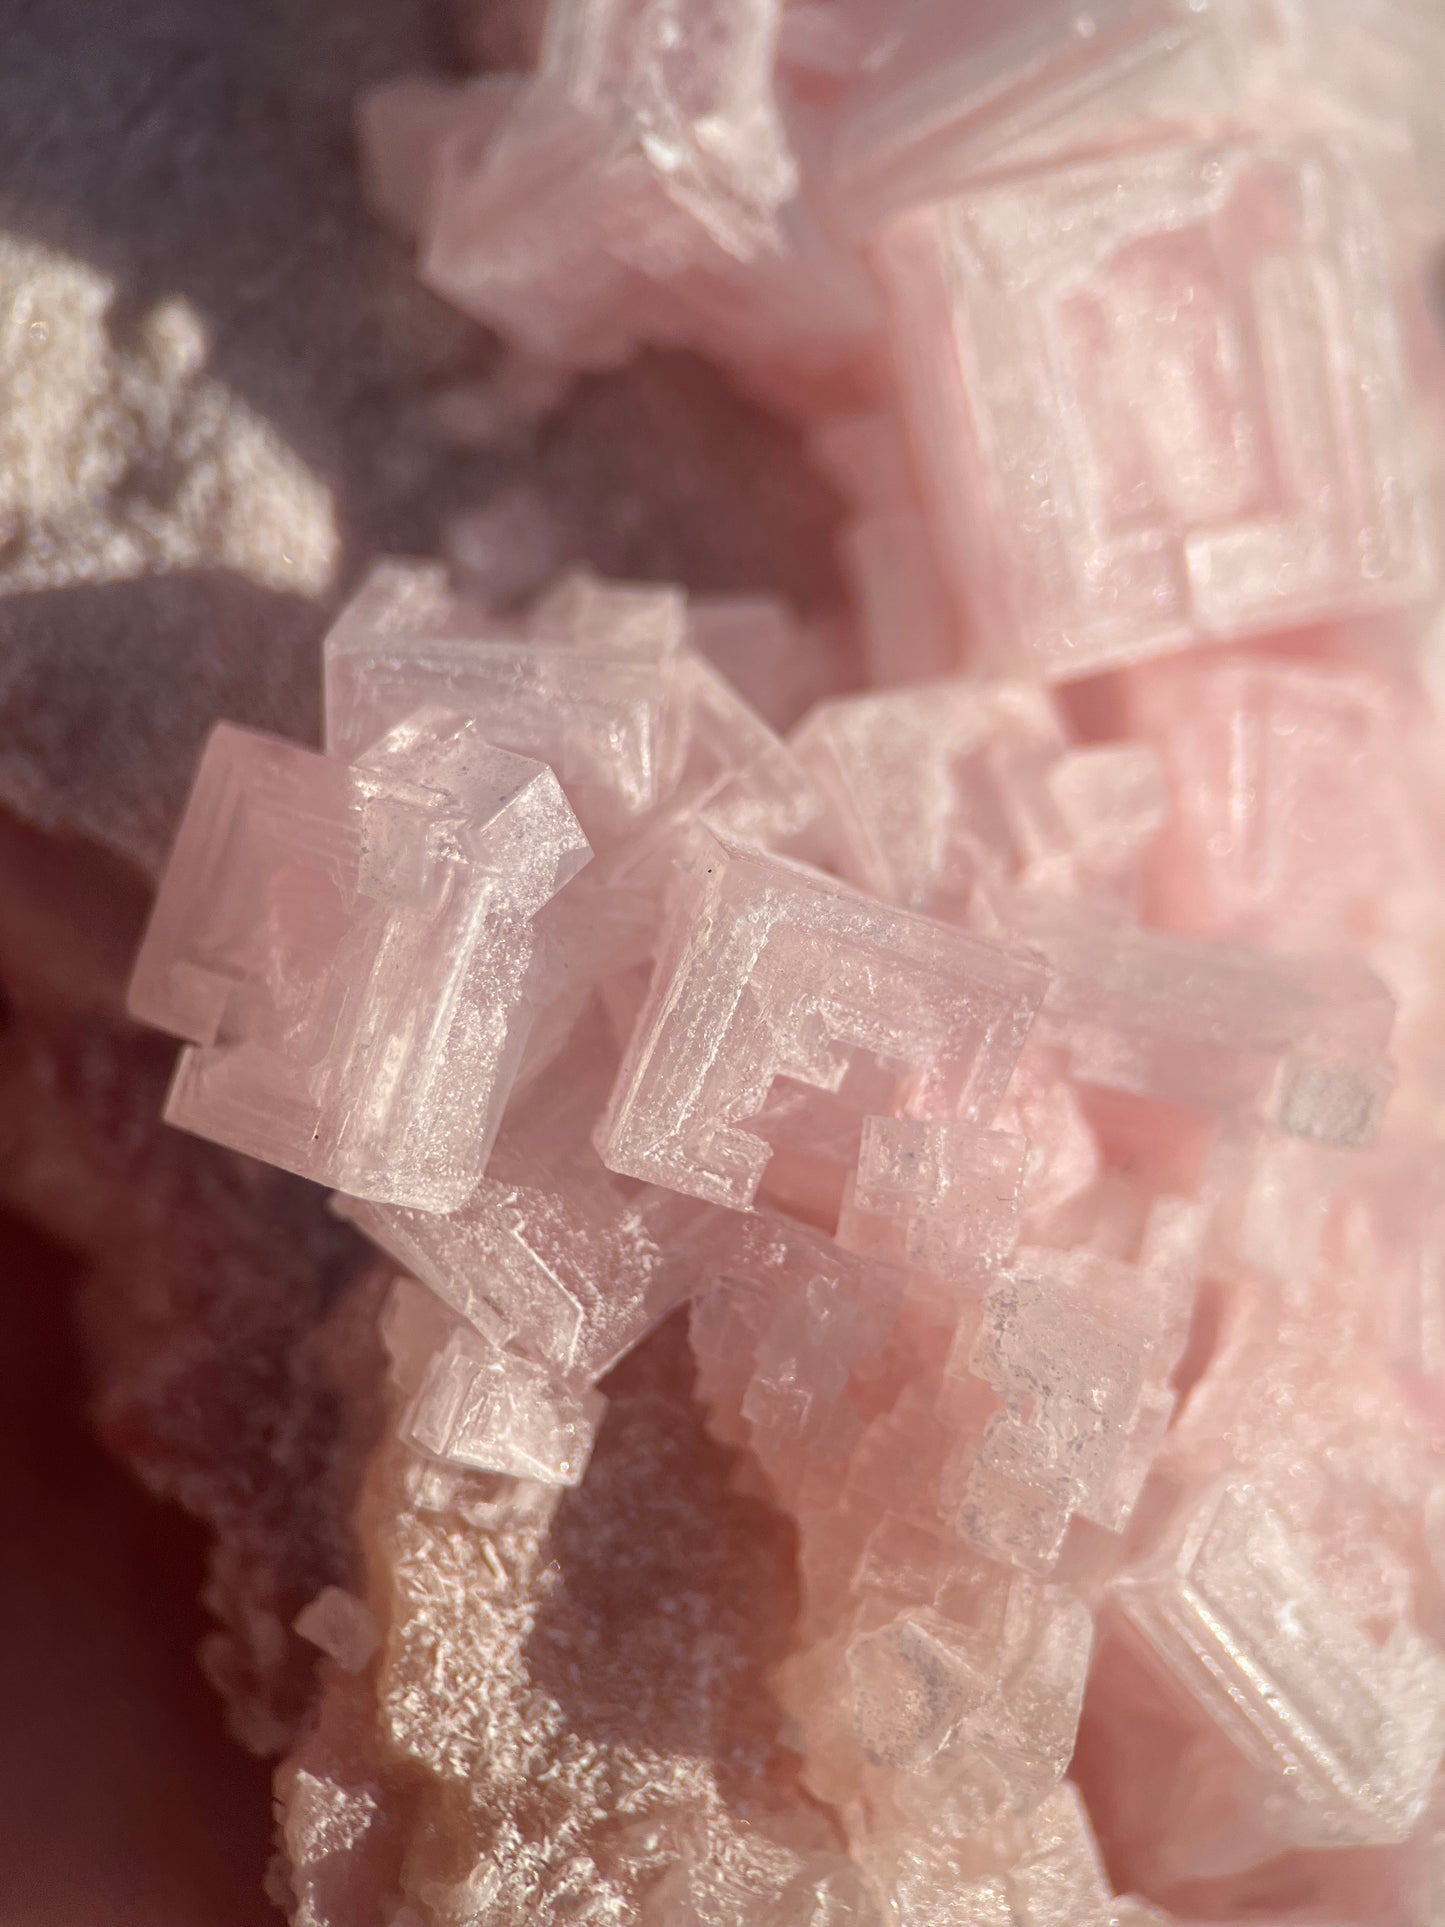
left=51, top=0, right=1445, bottom=1920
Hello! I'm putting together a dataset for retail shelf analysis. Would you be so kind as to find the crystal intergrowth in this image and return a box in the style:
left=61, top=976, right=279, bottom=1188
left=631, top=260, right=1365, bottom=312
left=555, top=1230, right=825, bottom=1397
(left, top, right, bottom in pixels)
left=124, top=0, right=1445, bottom=1919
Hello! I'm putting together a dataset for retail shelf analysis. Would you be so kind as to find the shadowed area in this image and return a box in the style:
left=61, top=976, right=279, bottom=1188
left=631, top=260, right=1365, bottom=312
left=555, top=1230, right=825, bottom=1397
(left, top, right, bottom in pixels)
left=0, top=1208, right=277, bottom=1926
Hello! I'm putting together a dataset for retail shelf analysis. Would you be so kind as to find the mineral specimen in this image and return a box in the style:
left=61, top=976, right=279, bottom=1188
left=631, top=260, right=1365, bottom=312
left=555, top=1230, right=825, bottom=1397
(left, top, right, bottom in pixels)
left=111, top=0, right=1445, bottom=1919
left=128, top=715, right=590, bottom=1209
left=879, top=138, right=1433, bottom=680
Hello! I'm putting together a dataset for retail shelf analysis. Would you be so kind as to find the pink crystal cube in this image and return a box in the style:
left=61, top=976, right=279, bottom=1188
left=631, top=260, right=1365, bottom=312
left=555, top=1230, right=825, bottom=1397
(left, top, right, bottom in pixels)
left=338, top=1005, right=701, bottom=1385
left=418, top=0, right=801, bottom=367
left=836, top=1577, right=1093, bottom=1824
left=880, top=138, right=1435, bottom=680
left=866, top=1783, right=1130, bottom=1926
left=1125, top=651, right=1410, bottom=943
left=948, top=1234, right=1193, bottom=1572
left=1116, top=1481, right=1445, bottom=1846
left=324, top=561, right=686, bottom=845
left=129, top=717, right=590, bottom=1209
left=793, top=679, right=1157, bottom=917
left=838, top=1117, right=1027, bottom=1274
left=597, top=831, right=1049, bottom=1209
left=538, top=0, right=799, bottom=259
left=996, top=892, right=1398, bottom=1147
left=405, top=1322, right=606, bottom=1486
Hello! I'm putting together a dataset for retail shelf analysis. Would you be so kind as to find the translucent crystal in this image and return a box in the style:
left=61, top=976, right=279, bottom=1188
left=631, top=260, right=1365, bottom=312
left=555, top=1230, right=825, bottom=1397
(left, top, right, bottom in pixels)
left=1228, top=0, right=1445, bottom=233
left=687, top=1208, right=905, bottom=1468
left=837, top=1579, right=1094, bottom=1834
left=292, top=1587, right=380, bottom=1674
left=108, top=0, right=1445, bottom=1907
left=357, top=76, right=519, bottom=239
left=1122, top=651, right=1410, bottom=944
left=405, top=1322, right=607, bottom=1485
left=338, top=1005, right=697, bottom=1384
left=838, top=1117, right=1028, bottom=1274
left=416, top=0, right=802, bottom=367
left=948, top=1227, right=1195, bottom=1571
left=598, top=830, right=1049, bottom=1209
left=831, top=0, right=1228, bottom=226
left=993, top=893, right=1397, bottom=1148
left=324, top=561, right=686, bottom=846
left=688, top=593, right=850, bottom=736
left=792, top=682, right=1036, bottom=916
left=871, top=1784, right=1140, bottom=1927
left=657, top=653, right=835, bottom=866
left=128, top=716, right=590, bottom=1208
left=1116, top=1480, right=1445, bottom=1846
left=792, top=680, right=1160, bottom=916
left=880, top=138, right=1435, bottom=680
left=540, top=0, right=799, bottom=255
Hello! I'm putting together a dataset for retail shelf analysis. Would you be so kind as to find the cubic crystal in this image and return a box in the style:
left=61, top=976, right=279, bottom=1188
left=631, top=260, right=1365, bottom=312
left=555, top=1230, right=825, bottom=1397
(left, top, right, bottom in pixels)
left=598, top=831, right=1049, bottom=1210
left=947, top=1225, right=1196, bottom=1572
left=324, top=560, right=686, bottom=845
left=128, top=716, right=590, bottom=1208
left=1116, top=1480, right=1445, bottom=1846
left=406, top=1322, right=606, bottom=1486
left=992, top=892, right=1397, bottom=1148
left=880, top=139, right=1434, bottom=679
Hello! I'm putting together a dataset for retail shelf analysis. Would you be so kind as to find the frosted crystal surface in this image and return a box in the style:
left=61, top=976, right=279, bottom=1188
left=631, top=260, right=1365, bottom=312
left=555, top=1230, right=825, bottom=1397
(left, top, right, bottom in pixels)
left=994, top=893, right=1397, bottom=1147
left=406, top=1322, right=606, bottom=1485
left=598, top=831, right=1048, bottom=1209
left=840, top=1118, right=1027, bottom=1274
left=117, top=0, right=1445, bottom=1914
left=415, top=0, right=814, bottom=370
left=880, top=139, right=1434, bottom=680
left=949, top=1232, right=1195, bottom=1571
left=338, top=1005, right=695, bottom=1384
left=869, top=1785, right=1140, bottom=1926
left=831, top=0, right=1225, bottom=224
left=324, top=562, right=831, bottom=884
left=128, top=716, right=590, bottom=1208
left=841, top=1585, right=1094, bottom=1831
left=1116, top=1481, right=1445, bottom=1845
left=792, top=680, right=1164, bottom=915
left=325, top=560, right=685, bottom=844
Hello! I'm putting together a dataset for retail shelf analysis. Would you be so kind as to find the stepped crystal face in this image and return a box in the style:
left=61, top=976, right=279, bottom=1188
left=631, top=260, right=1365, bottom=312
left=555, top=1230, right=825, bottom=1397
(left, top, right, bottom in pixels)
left=1116, top=1481, right=1445, bottom=1847
left=129, top=716, right=590, bottom=1209
left=102, top=1, right=1445, bottom=1919
left=324, top=562, right=687, bottom=843
left=597, top=832, right=1049, bottom=1209
left=881, top=139, right=1433, bottom=680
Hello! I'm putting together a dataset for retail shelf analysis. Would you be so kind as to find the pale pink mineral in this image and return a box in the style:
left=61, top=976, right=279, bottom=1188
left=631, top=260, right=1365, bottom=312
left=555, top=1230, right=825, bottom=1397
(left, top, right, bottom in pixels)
left=115, top=0, right=1445, bottom=1920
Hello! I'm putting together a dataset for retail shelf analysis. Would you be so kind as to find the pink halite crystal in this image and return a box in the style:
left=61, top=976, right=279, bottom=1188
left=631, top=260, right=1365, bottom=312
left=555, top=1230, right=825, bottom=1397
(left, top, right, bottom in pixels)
left=118, top=1, right=1445, bottom=1919
left=880, top=138, right=1433, bottom=680
left=128, top=715, right=589, bottom=1209
left=597, top=829, right=1048, bottom=1210
left=324, top=560, right=686, bottom=842
left=420, top=0, right=804, bottom=366
left=951, top=1229, right=1196, bottom=1572
left=992, top=894, right=1398, bottom=1148
left=1116, top=1480, right=1445, bottom=1849
left=840, top=1118, right=1029, bottom=1274
left=336, top=1002, right=699, bottom=1400
left=406, top=1321, right=607, bottom=1485
left=828, top=0, right=1228, bottom=224
left=792, top=678, right=1167, bottom=915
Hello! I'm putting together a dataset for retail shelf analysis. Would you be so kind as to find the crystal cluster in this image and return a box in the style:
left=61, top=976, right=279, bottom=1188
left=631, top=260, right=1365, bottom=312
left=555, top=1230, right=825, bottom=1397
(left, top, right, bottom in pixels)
left=125, top=0, right=1445, bottom=1918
